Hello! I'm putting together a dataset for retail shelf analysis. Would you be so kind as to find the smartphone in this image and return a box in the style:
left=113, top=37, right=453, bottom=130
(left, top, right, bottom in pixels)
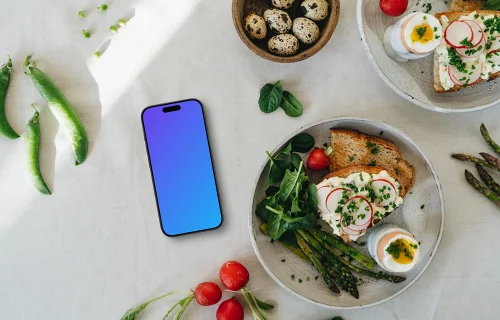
left=141, top=99, right=223, bottom=237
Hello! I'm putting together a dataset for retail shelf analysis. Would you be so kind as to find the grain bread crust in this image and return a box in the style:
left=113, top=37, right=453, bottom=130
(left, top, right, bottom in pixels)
left=434, top=10, right=500, bottom=93
left=450, top=0, right=484, bottom=12
left=328, top=129, right=415, bottom=197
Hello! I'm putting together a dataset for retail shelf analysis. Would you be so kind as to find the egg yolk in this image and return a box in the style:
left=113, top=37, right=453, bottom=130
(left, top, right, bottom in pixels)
left=386, top=239, right=417, bottom=264
left=410, top=23, right=434, bottom=44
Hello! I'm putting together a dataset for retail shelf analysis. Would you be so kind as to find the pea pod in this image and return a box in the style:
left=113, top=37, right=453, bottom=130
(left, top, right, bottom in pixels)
left=24, top=55, right=88, bottom=165
left=0, top=56, right=19, bottom=139
left=25, top=106, right=51, bottom=195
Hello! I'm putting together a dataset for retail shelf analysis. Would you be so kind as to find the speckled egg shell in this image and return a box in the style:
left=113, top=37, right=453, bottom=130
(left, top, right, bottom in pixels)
left=271, top=0, right=295, bottom=9
left=268, top=34, right=300, bottom=56
left=292, top=17, right=320, bottom=45
left=263, top=8, right=292, bottom=34
left=244, top=14, right=267, bottom=40
left=300, top=0, right=329, bottom=21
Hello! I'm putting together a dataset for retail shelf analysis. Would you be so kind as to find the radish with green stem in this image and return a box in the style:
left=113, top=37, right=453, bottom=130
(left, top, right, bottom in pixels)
left=24, top=55, right=88, bottom=165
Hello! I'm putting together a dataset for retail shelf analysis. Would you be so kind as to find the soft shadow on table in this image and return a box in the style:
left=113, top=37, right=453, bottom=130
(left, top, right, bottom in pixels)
left=38, top=105, right=59, bottom=192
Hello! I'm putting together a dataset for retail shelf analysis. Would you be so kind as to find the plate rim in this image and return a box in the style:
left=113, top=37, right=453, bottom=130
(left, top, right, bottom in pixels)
left=248, top=116, right=445, bottom=310
left=356, top=0, right=499, bottom=114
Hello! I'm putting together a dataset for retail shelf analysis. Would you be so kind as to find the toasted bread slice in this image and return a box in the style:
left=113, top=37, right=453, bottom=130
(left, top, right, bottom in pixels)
left=450, top=0, right=484, bottom=12
left=433, top=10, right=500, bottom=93
left=328, top=129, right=415, bottom=197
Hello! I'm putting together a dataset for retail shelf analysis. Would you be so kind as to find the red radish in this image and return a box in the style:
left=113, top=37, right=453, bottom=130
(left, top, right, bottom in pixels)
left=487, top=36, right=500, bottom=55
left=456, top=37, right=485, bottom=59
left=448, top=66, right=462, bottom=86
left=464, top=20, right=484, bottom=46
left=216, top=298, right=244, bottom=320
left=342, top=196, right=373, bottom=227
left=448, top=63, right=482, bottom=86
left=371, top=179, right=397, bottom=207
left=219, top=261, right=249, bottom=291
left=194, top=282, right=222, bottom=306
left=326, top=188, right=350, bottom=213
left=307, top=148, right=330, bottom=171
left=316, top=185, right=331, bottom=214
left=445, top=21, right=473, bottom=48
left=340, top=222, right=364, bottom=236
left=379, top=0, right=408, bottom=17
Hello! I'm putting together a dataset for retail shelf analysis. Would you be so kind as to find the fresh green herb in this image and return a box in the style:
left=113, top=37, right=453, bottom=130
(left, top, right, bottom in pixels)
left=281, top=259, right=286, bottom=262
left=97, top=4, right=108, bottom=11
left=298, top=279, right=303, bottom=283
left=435, top=35, right=441, bottom=39
left=366, top=141, right=380, bottom=154
left=420, top=204, right=425, bottom=209
left=368, top=160, right=377, bottom=166
left=386, top=241, right=402, bottom=259
left=474, top=13, right=479, bottom=19
left=81, top=29, right=91, bottom=38
left=110, top=25, right=118, bottom=33
left=359, top=173, right=364, bottom=181
left=306, top=276, right=310, bottom=281
left=424, top=3, right=432, bottom=13
left=448, top=47, right=467, bottom=73
left=118, top=19, right=127, bottom=27
left=281, top=91, right=303, bottom=117
left=357, top=213, right=366, bottom=220
left=416, top=26, right=427, bottom=39
left=78, top=11, right=87, bottom=19
left=460, top=38, right=474, bottom=48
left=270, top=239, right=275, bottom=243
left=465, top=45, right=483, bottom=56
left=349, top=155, right=354, bottom=161
left=315, top=276, right=319, bottom=280
left=330, top=317, right=344, bottom=320
left=433, top=27, right=437, bottom=32
left=291, top=274, right=295, bottom=280
left=259, top=81, right=283, bottom=113
left=290, top=133, right=315, bottom=152
left=423, top=15, right=427, bottom=20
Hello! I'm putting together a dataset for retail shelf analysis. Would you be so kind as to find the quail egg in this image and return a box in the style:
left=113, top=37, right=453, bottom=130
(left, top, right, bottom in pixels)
left=300, top=0, right=329, bottom=21
left=268, top=34, right=300, bottom=56
left=244, top=13, right=267, bottom=40
left=292, top=17, right=320, bottom=44
left=263, top=8, right=292, bottom=34
left=271, top=0, right=295, bottom=9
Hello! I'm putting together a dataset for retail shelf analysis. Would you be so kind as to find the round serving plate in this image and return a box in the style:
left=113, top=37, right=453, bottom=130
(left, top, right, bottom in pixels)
left=249, top=117, right=444, bottom=309
left=357, top=1, right=500, bottom=113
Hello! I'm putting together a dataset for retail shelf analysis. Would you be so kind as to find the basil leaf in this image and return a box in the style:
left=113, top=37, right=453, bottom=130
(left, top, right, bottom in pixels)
left=291, top=153, right=302, bottom=169
left=259, top=81, right=283, bottom=113
left=484, top=0, right=500, bottom=10
left=255, top=298, right=274, bottom=310
left=269, top=158, right=288, bottom=184
left=291, top=133, right=315, bottom=153
left=265, top=186, right=279, bottom=197
left=280, top=91, right=303, bottom=117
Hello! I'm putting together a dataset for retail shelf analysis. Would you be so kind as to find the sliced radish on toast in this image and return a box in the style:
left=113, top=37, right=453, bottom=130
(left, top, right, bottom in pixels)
left=448, top=62, right=482, bottom=86
left=316, top=185, right=331, bottom=213
left=341, top=196, right=373, bottom=229
left=371, top=179, right=397, bottom=207
left=456, top=36, right=486, bottom=59
left=463, top=20, right=484, bottom=47
left=326, top=188, right=350, bottom=213
left=445, top=21, right=473, bottom=48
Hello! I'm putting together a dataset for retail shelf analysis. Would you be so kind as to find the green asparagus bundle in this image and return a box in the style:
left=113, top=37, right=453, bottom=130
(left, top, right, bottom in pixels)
left=476, top=165, right=500, bottom=196
left=480, top=152, right=500, bottom=169
left=480, top=124, right=500, bottom=155
left=452, top=153, right=500, bottom=172
left=465, top=170, right=500, bottom=208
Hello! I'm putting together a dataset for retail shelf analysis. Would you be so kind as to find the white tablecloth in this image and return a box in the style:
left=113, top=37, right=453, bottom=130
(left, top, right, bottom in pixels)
left=1, top=0, right=499, bottom=319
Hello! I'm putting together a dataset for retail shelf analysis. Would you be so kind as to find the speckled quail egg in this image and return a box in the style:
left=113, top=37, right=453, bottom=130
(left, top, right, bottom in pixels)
left=292, top=17, right=320, bottom=44
left=268, top=34, right=300, bottom=56
left=300, top=0, right=329, bottom=21
left=244, top=14, right=267, bottom=40
left=263, top=9, right=292, bottom=34
left=271, top=0, right=295, bottom=9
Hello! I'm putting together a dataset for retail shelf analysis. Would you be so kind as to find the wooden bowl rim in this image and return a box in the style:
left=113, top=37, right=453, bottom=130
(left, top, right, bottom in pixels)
left=232, top=0, right=340, bottom=63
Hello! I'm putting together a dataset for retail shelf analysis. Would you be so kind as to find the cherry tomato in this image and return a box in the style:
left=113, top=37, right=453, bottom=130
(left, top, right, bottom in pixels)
left=216, top=298, right=244, bottom=320
left=219, top=261, right=249, bottom=291
left=194, top=282, right=222, bottom=306
left=380, top=0, right=408, bottom=17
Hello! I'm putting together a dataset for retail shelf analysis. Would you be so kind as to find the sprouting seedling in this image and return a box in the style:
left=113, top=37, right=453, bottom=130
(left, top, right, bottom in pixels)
left=118, top=19, right=126, bottom=27
left=78, top=11, right=87, bottom=19
left=110, top=25, right=118, bottom=33
left=81, top=29, right=91, bottom=38
left=93, top=51, right=101, bottom=59
left=97, top=4, right=108, bottom=11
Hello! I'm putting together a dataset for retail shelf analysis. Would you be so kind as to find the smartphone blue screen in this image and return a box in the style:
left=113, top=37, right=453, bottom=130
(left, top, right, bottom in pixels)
left=142, top=99, right=223, bottom=236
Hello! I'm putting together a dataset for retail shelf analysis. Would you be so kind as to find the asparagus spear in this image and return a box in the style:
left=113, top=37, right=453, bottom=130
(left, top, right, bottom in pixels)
left=297, top=231, right=359, bottom=298
left=308, top=232, right=406, bottom=283
left=309, top=229, right=376, bottom=270
left=480, top=123, right=500, bottom=155
left=465, top=170, right=500, bottom=208
left=260, top=224, right=310, bottom=262
left=480, top=152, right=500, bottom=169
left=452, top=153, right=500, bottom=172
left=476, top=164, right=500, bottom=196
left=295, top=234, right=340, bottom=295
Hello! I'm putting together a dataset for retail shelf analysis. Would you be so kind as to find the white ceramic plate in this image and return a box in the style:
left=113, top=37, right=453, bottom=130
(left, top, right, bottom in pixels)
left=249, top=117, right=444, bottom=309
left=357, top=1, right=500, bottom=113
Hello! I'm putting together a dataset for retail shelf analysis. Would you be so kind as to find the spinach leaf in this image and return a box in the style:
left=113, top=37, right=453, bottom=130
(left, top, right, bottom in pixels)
left=279, top=230, right=299, bottom=246
left=484, top=0, right=500, bottom=10
left=280, top=142, right=292, bottom=156
left=280, top=91, right=303, bottom=117
left=266, top=151, right=289, bottom=184
left=259, top=81, right=283, bottom=113
left=278, top=164, right=304, bottom=203
left=305, top=183, right=318, bottom=213
left=290, top=133, right=315, bottom=152
left=291, top=152, right=302, bottom=169
left=291, top=197, right=301, bottom=213
left=256, top=198, right=273, bottom=222
left=266, top=207, right=317, bottom=240
left=265, top=186, right=279, bottom=197
left=255, top=298, right=274, bottom=310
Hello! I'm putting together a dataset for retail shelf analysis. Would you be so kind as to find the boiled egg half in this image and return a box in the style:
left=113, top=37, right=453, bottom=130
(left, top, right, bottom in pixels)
left=378, top=232, right=420, bottom=272
left=401, top=12, right=442, bottom=54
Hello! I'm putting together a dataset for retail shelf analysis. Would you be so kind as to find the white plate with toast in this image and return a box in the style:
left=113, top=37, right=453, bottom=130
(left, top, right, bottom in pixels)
left=357, top=0, right=500, bottom=112
left=249, top=117, right=444, bottom=309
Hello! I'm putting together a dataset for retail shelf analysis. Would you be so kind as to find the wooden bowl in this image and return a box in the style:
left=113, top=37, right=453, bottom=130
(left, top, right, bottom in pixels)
left=232, top=0, right=340, bottom=63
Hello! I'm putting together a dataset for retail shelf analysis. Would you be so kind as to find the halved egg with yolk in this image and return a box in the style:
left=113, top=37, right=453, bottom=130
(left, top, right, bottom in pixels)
left=401, top=13, right=442, bottom=54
